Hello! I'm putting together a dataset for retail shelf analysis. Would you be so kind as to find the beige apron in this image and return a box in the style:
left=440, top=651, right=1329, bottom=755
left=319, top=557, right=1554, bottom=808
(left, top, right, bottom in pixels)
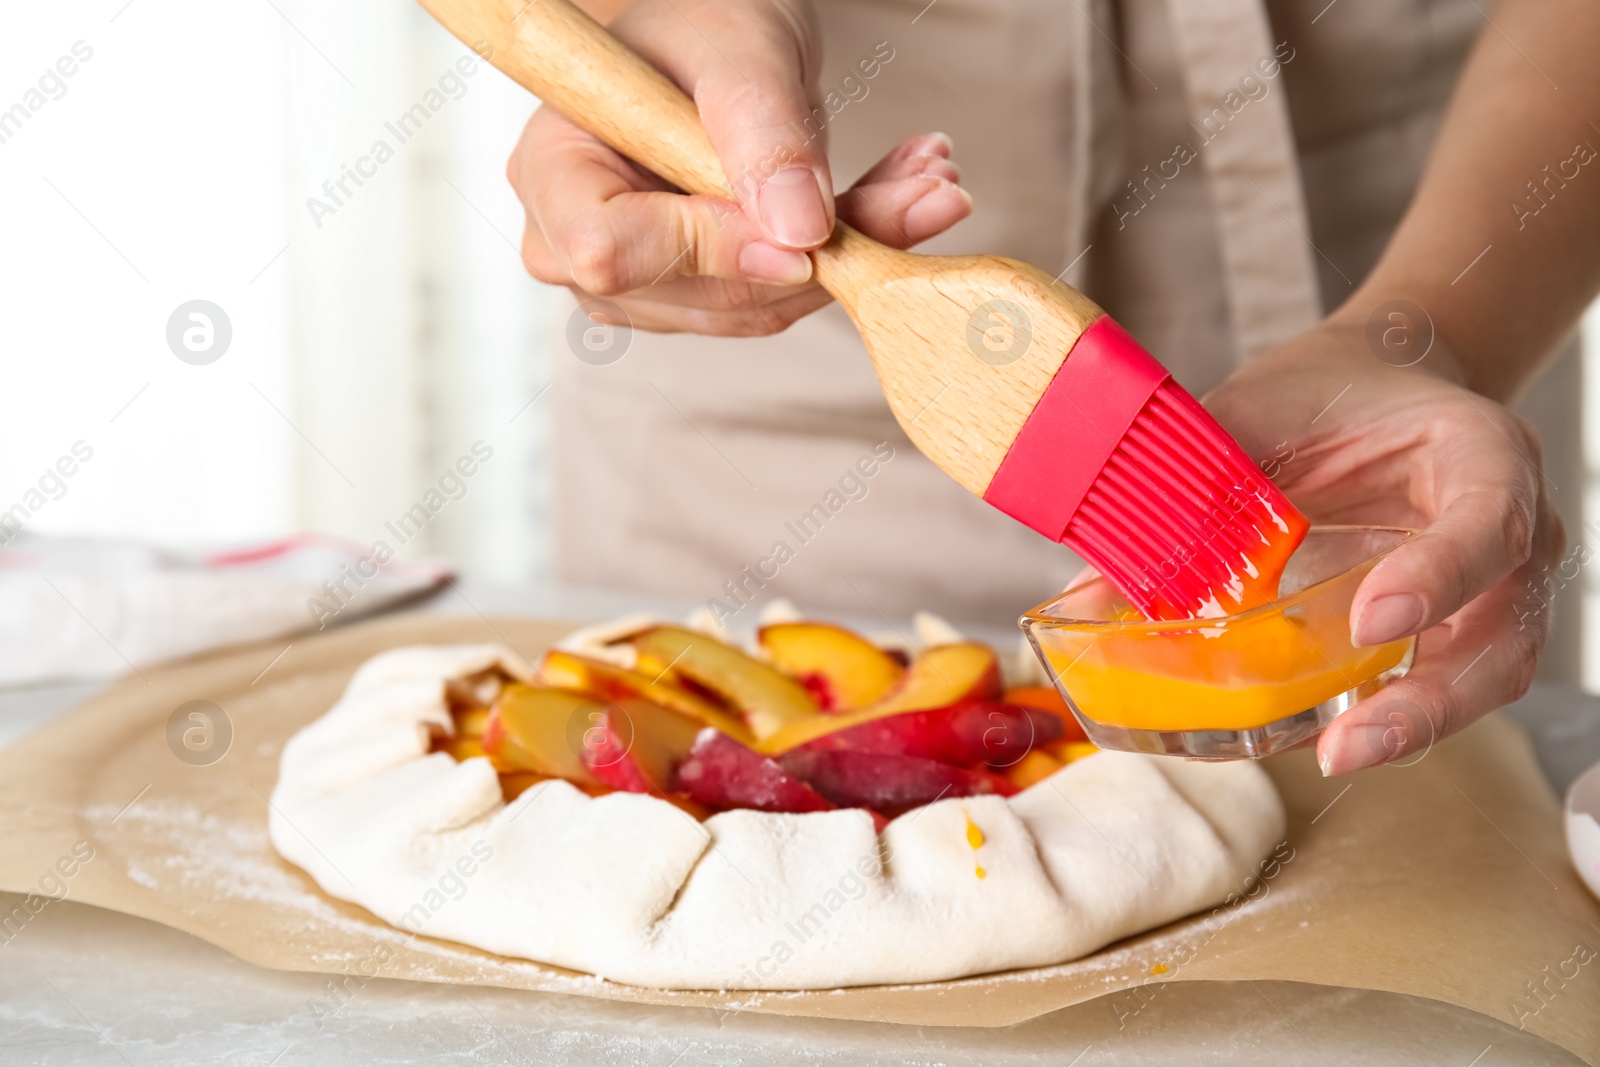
left=549, top=0, right=1487, bottom=629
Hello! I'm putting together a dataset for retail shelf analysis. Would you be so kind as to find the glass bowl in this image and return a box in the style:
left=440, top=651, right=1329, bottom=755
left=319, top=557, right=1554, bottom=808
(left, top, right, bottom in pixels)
left=1020, top=526, right=1418, bottom=759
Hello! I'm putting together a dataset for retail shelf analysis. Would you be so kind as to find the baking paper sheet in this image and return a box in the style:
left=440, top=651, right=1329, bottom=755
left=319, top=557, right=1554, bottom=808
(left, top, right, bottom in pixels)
left=0, top=613, right=1594, bottom=1061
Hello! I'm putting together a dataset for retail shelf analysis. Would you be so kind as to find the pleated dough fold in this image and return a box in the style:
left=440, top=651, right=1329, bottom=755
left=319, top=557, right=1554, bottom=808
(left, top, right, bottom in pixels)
left=270, top=644, right=1286, bottom=989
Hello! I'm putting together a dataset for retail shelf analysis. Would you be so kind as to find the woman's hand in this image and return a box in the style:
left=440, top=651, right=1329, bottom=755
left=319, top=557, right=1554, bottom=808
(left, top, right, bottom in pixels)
left=505, top=0, right=971, bottom=335
left=1200, top=0, right=1600, bottom=775
left=1205, top=319, right=1565, bottom=775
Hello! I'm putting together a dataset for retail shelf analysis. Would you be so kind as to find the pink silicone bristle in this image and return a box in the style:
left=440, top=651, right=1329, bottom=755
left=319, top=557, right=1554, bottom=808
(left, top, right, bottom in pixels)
left=981, top=315, right=1309, bottom=621
left=1062, top=380, right=1305, bottom=620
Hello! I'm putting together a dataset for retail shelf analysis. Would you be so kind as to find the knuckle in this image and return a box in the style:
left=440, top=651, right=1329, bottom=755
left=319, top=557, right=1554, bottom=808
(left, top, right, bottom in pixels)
left=1428, top=677, right=1473, bottom=740
left=678, top=201, right=727, bottom=278
left=1493, top=615, right=1545, bottom=711
left=1431, top=536, right=1474, bottom=607
left=564, top=224, right=627, bottom=296
left=1393, top=683, right=1453, bottom=747
left=1502, top=497, right=1537, bottom=565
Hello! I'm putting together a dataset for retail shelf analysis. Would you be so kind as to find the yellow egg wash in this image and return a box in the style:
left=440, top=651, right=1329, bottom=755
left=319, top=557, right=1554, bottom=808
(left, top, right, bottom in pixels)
left=964, top=812, right=986, bottom=880
left=1039, top=608, right=1411, bottom=732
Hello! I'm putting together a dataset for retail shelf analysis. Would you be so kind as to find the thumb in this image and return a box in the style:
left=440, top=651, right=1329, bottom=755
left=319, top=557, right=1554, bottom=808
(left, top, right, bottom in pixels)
left=695, top=69, right=834, bottom=250
left=612, top=0, right=833, bottom=249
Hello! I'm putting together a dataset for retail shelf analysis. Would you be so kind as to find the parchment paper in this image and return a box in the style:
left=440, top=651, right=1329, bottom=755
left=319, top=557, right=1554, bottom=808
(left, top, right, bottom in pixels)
left=0, top=613, right=1595, bottom=1062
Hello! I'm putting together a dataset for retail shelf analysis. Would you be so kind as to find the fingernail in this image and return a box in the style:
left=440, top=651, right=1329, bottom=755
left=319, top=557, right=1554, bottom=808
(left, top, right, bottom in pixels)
left=1352, top=593, right=1424, bottom=646
left=738, top=241, right=812, bottom=285
left=757, top=167, right=831, bottom=248
left=911, top=153, right=961, bottom=183
left=903, top=179, right=973, bottom=238
left=908, top=131, right=953, bottom=157
left=1320, top=722, right=1389, bottom=776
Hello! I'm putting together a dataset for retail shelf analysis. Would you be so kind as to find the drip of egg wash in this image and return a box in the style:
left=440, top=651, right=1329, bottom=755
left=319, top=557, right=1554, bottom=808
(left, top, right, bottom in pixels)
left=964, top=813, right=986, bottom=879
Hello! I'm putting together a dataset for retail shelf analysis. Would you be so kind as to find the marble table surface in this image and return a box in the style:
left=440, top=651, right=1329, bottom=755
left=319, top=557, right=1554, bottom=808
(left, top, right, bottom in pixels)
left=1, top=581, right=1595, bottom=1066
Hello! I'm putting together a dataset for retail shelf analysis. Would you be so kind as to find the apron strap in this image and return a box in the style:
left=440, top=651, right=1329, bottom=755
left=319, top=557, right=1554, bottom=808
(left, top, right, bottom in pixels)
left=1060, top=0, right=1102, bottom=291
left=1163, top=0, right=1323, bottom=361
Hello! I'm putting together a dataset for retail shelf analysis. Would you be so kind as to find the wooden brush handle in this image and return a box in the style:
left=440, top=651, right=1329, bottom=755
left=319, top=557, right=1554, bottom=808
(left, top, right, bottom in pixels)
left=419, top=0, right=1108, bottom=503
left=420, top=0, right=723, bottom=198
left=417, top=0, right=882, bottom=292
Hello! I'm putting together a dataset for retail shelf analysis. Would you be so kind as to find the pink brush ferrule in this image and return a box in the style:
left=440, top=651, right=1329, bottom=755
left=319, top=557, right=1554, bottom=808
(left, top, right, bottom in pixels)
left=982, top=316, right=1168, bottom=541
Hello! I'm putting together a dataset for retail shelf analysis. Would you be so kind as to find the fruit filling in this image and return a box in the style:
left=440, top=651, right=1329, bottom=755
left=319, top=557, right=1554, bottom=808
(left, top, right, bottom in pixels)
left=429, top=618, right=1097, bottom=820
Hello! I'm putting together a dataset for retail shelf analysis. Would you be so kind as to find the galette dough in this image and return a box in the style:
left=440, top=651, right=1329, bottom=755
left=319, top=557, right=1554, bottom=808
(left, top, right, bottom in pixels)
left=269, top=644, right=1288, bottom=989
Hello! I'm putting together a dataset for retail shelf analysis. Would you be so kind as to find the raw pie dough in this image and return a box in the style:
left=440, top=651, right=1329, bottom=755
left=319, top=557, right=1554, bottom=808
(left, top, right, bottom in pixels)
left=270, top=642, right=1286, bottom=989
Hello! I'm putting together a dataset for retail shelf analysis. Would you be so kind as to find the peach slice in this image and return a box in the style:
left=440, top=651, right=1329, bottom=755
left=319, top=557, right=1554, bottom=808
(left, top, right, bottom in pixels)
left=495, top=772, right=613, bottom=802
left=777, top=749, right=1016, bottom=817
left=577, top=697, right=704, bottom=795
left=789, top=701, right=1063, bottom=767
left=433, top=703, right=494, bottom=761
left=455, top=707, right=491, bottom=739
left=481, top=684, right=606, bottom=789
left=871, top=643, right=1003, bottom=713
left=1002, top=685, right=1087, bottom=744
left=498, top=772, right=550, bottom=802
left=434, top=736, right=489, bottom=762
left=537, top=649, right=753, bottom=742
left=1054, top=741, right=1101, bottom=764
left=756, top=621, right=903, bottom=711
left=1005, top=750, right=1064, bottom=789
left=673, top=729, right=835, bottom=814
left=755, top=642, right=1001, bottom=755
left=631, top=625, right=819, bottom=739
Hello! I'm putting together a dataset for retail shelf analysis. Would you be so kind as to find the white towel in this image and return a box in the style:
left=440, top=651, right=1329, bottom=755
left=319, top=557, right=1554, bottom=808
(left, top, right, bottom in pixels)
left=0, top=533, right=449, bottom=687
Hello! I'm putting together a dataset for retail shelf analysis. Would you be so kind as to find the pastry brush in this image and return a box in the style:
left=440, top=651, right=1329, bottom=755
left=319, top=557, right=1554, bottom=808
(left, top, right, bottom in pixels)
left=418, top=0, right=1309, bottom=620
